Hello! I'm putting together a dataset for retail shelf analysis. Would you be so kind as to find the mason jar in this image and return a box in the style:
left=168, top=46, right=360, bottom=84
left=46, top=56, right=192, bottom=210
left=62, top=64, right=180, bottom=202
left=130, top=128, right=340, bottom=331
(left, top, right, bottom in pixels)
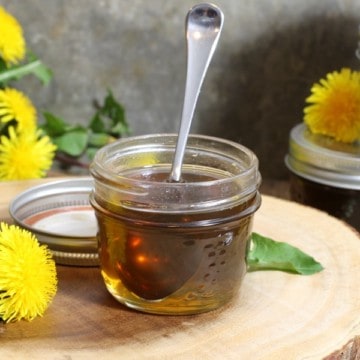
left=90, top=134, right=261, bottom=315
left=285, top=123, right=360, bottom=231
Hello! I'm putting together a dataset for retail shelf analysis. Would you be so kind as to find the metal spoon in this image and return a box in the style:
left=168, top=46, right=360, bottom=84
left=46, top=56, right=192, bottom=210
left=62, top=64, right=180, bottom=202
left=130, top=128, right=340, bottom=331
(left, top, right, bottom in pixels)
left=169, top=3, right=224, bottom=182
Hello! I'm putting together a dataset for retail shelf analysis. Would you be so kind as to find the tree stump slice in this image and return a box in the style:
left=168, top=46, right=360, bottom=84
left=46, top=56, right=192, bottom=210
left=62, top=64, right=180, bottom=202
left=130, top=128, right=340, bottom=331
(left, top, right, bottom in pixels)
left=1, top=179, right=360, bottom=359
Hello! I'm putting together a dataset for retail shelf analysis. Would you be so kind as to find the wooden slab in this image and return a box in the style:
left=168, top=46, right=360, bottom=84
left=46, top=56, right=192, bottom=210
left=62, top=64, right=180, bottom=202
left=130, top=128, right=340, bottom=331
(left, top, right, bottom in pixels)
left=1, top=178, right=360, bottom=359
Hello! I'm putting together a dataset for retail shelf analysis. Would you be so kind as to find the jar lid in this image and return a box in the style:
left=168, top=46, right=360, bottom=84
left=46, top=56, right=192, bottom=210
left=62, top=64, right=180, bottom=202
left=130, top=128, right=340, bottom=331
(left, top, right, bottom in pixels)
left=285, top=123, right=360, bottom=190
left=9, top=177, right=99, bottom=266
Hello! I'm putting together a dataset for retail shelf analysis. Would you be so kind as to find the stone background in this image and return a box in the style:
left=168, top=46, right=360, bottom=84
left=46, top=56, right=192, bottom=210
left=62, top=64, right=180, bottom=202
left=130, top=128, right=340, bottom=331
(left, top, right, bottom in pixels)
left=3, top=0, right=360, bottom=180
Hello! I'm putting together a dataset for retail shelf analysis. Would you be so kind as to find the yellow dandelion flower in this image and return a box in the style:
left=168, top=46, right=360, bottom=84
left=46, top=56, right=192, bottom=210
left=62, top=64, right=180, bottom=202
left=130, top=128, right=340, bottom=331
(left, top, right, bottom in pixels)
left=304, top=68, right=360, bottom=143
left=0, top=222, right=57, bottom=322
left=0, top=6, right=26, bottom=65
left=0, top=88, right=37, bottom=132
left=0, top=126, right=57, bottom=180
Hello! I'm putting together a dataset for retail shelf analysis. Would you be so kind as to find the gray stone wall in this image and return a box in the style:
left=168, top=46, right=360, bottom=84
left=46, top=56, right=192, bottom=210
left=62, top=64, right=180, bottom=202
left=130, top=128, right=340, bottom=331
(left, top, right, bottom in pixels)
left=3, top=0, right=360, bottom=179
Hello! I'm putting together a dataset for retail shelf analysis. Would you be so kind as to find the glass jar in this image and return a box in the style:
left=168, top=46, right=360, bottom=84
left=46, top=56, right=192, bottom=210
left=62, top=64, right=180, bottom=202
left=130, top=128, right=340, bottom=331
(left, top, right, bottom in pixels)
left=90, top=134, right=261, bottom=315
left=285, top=124, right=360, bottom=231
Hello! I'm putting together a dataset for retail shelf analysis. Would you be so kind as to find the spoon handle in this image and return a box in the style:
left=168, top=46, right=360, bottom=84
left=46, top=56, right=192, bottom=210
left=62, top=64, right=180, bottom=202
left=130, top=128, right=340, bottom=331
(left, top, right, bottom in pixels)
left=169, top=4, right=224, bottom=182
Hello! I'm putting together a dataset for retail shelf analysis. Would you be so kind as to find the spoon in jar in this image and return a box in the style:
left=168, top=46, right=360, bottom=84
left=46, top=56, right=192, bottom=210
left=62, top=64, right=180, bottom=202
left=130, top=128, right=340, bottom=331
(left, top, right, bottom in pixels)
left=168, top=3, right=224, bottom=183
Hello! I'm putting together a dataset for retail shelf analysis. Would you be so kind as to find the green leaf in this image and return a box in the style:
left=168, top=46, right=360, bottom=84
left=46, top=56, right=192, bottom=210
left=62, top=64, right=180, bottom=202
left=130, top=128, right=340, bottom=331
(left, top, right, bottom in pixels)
left=111, top=120, right=130, bottom=135
left=41, top=112, right=67, bottom=136
left=246, top=232, right=324, bottom=275
left=88, top=132, right=110, bottom=147
left=31, top=62, right=52, bottom=85
left=90, top=90, right=130, bottom=136
left=89, top=113, right=105, bottom=133
left=52, top=129, right=88, bottom=156
left=86, top=147, right=99, bottom=160
left=34, top=90, right=128, bottom=170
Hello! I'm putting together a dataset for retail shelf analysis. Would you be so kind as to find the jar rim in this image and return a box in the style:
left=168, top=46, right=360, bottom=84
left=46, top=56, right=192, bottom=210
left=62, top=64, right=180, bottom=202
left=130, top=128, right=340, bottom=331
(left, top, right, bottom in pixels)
left=90, top=134, right=261, bottom=213
left=91, top=133, right=260, bottom=186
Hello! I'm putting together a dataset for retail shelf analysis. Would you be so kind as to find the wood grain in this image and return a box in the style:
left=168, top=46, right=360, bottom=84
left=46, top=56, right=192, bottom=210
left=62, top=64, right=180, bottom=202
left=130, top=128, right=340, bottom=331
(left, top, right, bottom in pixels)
left=1, top=178, right=360, bottom=359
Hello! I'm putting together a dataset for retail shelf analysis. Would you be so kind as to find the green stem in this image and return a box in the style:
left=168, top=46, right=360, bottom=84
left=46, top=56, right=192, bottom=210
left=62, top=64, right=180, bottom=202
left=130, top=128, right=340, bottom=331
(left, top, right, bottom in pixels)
left=55, top=153, right=90, bottom=169
left=0, top=60, right=42, bottom=83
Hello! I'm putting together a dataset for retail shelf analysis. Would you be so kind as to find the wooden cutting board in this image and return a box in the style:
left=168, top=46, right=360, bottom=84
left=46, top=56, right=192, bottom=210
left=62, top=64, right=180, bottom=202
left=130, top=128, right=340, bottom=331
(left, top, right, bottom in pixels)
left=1, top=178, right=360, bottom=359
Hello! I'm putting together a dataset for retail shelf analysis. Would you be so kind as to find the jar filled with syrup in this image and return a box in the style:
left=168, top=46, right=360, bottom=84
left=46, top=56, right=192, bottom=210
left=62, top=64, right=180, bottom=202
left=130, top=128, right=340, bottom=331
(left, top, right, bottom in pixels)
left=285, top=123, right=360, bottom=231
left=90, top=134, right=261, bottom=315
